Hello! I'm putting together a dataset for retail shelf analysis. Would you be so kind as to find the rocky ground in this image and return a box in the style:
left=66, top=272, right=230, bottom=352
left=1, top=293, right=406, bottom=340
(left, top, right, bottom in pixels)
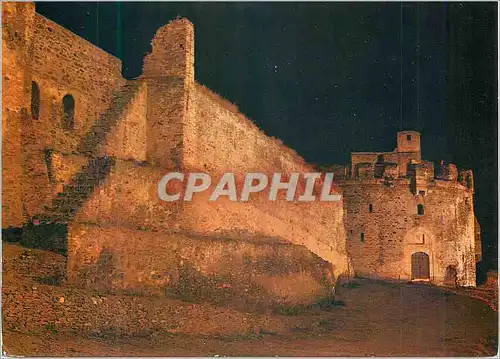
left=2, top=242, right=498, bottom=356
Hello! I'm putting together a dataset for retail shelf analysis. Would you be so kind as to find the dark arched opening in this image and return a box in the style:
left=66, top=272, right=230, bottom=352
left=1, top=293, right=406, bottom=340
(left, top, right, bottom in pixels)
left=61, top=94, right=75, bottom=130
left=31, top=81, right=40, bottom=120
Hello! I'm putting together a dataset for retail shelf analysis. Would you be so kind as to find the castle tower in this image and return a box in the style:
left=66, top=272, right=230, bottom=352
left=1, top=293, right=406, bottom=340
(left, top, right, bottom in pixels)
left=141, top=18, right=194, bottom=169
left=396, top=130, right=421, bottom=154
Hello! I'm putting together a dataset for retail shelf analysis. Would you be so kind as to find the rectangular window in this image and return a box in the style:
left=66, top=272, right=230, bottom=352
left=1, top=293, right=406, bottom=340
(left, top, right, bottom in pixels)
left=369, top=204, right=373, bottom=213
left=407, top=134, right=412, bottom=141
left=361, top=232, right=365, bottom=242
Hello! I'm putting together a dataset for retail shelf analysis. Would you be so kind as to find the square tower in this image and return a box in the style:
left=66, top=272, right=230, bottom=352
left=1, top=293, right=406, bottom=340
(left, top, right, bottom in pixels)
left=397, top=131, right=421, bottom=154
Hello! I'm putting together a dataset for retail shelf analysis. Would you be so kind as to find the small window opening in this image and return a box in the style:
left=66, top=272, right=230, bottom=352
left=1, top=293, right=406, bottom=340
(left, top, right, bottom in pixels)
left=360, top=232, right=365, bottom=242
left=422, top=234, right=425, bottom=244
left=369, top=204, right=373, bottom=213
left=31, top=81, right=40, bottom=120
left=43, top=148, right=54, bottom=183
left=407, top=134, right=412, bottom=141
left=417, top=204, right=424, bottom=215
left=61, top=94, right=75, bottom=130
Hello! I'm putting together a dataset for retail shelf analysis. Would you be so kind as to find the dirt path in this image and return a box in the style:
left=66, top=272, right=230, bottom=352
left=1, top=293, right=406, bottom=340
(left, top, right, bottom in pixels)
left=2, top=243, right=498, bottom=356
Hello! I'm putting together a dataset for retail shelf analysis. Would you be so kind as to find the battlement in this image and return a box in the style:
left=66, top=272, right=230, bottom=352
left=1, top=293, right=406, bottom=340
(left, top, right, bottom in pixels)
left=343, top=132, right=473, bottom=193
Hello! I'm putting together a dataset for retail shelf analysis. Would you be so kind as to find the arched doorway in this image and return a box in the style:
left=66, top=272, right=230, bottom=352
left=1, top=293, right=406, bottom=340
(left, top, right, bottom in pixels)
left=411, top=252, right=430, bottom=280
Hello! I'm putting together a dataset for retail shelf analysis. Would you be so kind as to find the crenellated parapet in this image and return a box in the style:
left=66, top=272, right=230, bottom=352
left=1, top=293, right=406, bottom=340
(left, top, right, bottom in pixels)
left=435, top=161, right=458, bottom=181
left=347, top=133, right=473, bottom=194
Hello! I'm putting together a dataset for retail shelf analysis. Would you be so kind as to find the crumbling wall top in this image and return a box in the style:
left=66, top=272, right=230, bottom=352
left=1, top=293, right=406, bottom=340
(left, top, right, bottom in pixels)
left=142, top=17, right=194, bottom=82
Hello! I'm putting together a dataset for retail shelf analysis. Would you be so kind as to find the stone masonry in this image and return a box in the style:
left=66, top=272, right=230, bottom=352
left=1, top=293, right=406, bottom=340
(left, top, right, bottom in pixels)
left=3, top=3, right=478, bottom=308
left=334, top=131, right=479, bottom=287
left=2, top=3, right=351, bottom=305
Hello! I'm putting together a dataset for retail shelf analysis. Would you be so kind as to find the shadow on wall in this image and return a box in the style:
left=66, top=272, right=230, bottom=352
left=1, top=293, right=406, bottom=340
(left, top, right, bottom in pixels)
left=70, top=248, right=122, bottom=292
left=12, top=156, right=115, bottom=255
left=77, top=82, right=140, bottom=155
left=10, top=83, right=143, bottom=255
left=65, top=239, right=343, bottom=312
left=476, top=262, right=489, bottom=286
left=18, top=221, right=68, bottom=255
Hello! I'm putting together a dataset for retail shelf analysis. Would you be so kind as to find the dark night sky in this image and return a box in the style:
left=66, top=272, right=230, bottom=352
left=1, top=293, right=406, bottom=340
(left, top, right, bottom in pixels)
left=35, top=2, right=497, bottom=271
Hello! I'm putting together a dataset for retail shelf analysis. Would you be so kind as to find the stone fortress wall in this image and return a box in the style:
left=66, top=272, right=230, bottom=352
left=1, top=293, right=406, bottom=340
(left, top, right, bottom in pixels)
left=335, top=131, right=479, bottom=286
left=2, top=3, right=350, bottom=305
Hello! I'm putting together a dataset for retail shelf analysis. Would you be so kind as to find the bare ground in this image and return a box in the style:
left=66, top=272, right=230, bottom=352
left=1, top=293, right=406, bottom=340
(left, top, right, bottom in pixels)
left=2, top=243, right=498, bottom=357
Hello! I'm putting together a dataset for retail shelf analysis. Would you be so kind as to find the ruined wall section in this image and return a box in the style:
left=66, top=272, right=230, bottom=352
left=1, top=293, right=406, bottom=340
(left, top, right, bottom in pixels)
left=69, top=160, right=181, bottom=230
left=351, top=151, right=420, bottom=178
left=66, top=222, right=333, bottom=306
left=98, top=80, right=148, bottom=162
left=341, top=178, right=476, bottom=286
left=142, top=19, right=194, bottom=170
left=28, top=13, right=125, bottom=151
left=2, top=4, right=128, bottom=223
left=181, top=83, right=350, bottom=278
left=2, top=2, right=36, bottom=227
left=184, top=84, right=311, bottom=175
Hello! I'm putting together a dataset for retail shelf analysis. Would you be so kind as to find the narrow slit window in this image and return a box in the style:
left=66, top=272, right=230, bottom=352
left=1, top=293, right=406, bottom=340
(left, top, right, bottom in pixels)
left=61, top=94, right=75, bottom=130
left=31, top=81, right=40, bottom=120
left=417, top=204, right=424, bottom=215
left=43, top=148, right=54, bottom=183
left=369, top=204, right=373, bottom=213
left=360, top=232, right=365, bottom=242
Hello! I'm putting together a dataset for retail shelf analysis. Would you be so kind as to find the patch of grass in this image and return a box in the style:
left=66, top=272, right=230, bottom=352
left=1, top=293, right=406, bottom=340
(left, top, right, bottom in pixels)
left=44, top=323, right=58, bottom=335
left=486, top=334, right=498, bottom=352
left=223, top=332, right=264, bottom=342
left=35, top=274, right=62, bottom=286
left=317, top=318, right=343, bottom=332
left=340, top=281, right=361, bottom=289
left=7, top=327, right=36, bottom=336
left=318, top=319, right=330, bottom=326
left=2, top=227, right=22, bottom=242
left=315, top=298, right=345, bottom=310
left=275, top=304, right=309, bottom=316
left=275, top=298, right=345, bottom=316
left=258, top=328, right=278, bottom=336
